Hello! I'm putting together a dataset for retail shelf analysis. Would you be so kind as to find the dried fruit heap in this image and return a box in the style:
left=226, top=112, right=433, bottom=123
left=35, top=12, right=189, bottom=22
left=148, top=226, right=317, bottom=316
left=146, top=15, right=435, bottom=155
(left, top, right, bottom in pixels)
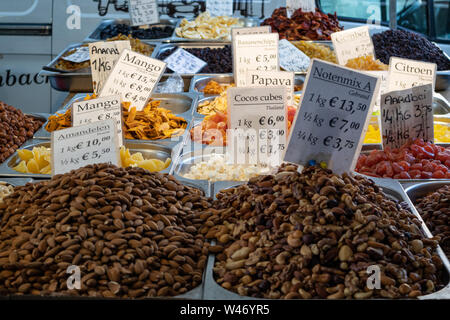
left=0, top=164, right=211, bottom=298
left=372, top=29, right=450, bottom=71
left=414, top=185, right=450, bottom=259
left=207, top=165, right=445, bottom=299
left=0, top=101, right=43, bottom=164
left=262, top=7, right=343, bottom=41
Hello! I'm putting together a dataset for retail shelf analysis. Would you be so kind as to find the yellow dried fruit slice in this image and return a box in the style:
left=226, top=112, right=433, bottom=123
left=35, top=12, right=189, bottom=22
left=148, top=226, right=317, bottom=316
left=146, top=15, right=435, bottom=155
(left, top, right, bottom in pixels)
left=18, top=149, right=34, bottom=162
left=13, top=161, right=28, bottom=173
left=26, top=159, right=40, bottom=174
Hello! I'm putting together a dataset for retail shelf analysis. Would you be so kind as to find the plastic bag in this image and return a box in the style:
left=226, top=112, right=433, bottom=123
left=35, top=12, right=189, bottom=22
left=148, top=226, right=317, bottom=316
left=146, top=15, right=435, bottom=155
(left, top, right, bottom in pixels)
left=155, top=74, right=184, bottom=93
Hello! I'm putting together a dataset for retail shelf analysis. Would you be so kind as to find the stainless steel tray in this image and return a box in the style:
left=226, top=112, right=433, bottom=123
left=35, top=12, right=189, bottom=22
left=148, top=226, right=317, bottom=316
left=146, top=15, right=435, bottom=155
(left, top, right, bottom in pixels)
left=84, top=18, right=179, bottom=43
left=40, top=42, right=156, bottom=92
left=152, top=42, right=232, bottom=78
left=34, top=93, right=198, bottom=146
left=0, top=139, right=182, bottom=179
left=189, top=74, right=305, bottom=95
left=0, top=177, right=33, bottom=187
left=203, top=177, right=450, bottom=300
left=171, top=17, right=259, bottom=43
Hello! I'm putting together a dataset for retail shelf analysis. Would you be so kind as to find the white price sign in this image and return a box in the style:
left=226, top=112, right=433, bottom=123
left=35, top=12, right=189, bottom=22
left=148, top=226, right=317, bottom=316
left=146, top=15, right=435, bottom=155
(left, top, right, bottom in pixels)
left=331, top=26, right=375, bottom=65
left=206, top=0, right=233, bottom=17
left=387, top=57, right=437, bottom=92
left=278, top=39, right=310, bottom=72
left=233, top=33, right=279, bottom=87
left=100, top=49, right=166, bottom=111
left=246, top=71, right=295, bottom=106
left=62, top=46, right=90, bottom=63
left=366, top=70, right=389, bottom=107
left=72, top=95, right=124, bottom=147
left=129, top=0, right=159, bottom=26
left=231, top=26, right=271, bottom=38
left=287, top=0, right=316, bottom=18
left=227, top=87, right=287, bottom=166
left=381, top=84, right=433, bottom=149
left=163, top=48, right=207, bottom=74
left=51, top=118, right=119, bottom=176
left=89, top=40, right=131, bottom=95
left=284, top=59, right=380, bottom=174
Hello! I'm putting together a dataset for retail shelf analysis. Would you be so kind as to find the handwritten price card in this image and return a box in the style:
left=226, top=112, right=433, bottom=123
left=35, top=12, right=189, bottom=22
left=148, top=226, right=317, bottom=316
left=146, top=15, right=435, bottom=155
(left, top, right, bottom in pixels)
left=388, top=57, right=437, bottom=92
left=100, top=49, right=166, bottom=111
left=381, top=84, right=433, bottom=149
left=72, top=95, right=124, bottom=147
left=89, top=40, right=131, bottom=94
left=62, top=46, right=89, bottom=63
left=284, top=59, right=380, bottom=174
left=163, top=48, right=207, bottom=74
left=227, top=87, right=287, bottom=166
left=233, top=33, right=279, bottom=87
left=331, top=26, right=375, bottom=65
left=129, top=0, right=159, bottom=26
left=51, top=118, right=119, bottom=176
left=206, top=0, right=233, bottom=17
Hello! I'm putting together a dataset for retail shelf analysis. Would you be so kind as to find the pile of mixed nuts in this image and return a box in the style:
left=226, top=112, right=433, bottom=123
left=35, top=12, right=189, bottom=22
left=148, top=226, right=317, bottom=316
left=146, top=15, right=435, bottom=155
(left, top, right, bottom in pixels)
left=207, top=165, right=446, bottom=299
left=0, top=164, right=211, bottom=298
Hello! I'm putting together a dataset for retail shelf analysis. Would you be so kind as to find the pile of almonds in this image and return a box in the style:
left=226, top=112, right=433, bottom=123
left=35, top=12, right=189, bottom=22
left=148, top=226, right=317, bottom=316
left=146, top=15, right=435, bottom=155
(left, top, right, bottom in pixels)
left=0, top=101, right=43, bottom=163
left=414, top=185, right=450, bottom=259
left=0, top=164, right=211, bottom=298
left=207, top=165, right=446, bottom=299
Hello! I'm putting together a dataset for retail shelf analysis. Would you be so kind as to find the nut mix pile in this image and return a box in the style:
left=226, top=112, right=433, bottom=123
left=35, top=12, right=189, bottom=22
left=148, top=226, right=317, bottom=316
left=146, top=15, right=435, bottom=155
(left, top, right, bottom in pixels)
left=0, top=182, right=14, bottom=203
left=372, top=29, right=450, bottom=71
left=0, top=164, right=212, bottom=298
left=414, top=185, right=450, bottom=259
left=262, top=7, right=343, bottom=41
left=157, top=45, right=232, bottom=73
left=0, top=101, right=44, bottom=164
left=207, top=165, right=445, bottom=299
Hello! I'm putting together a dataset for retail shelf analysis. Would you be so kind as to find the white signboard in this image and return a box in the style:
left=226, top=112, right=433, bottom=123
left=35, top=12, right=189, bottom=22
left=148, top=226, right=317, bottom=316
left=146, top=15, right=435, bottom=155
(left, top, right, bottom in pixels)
left=387, top=57, right=437, bottom=92
left=331, top=26, right=375, bottom=65
left=100, top=49, right=166, bottom=111
left=206, top=0, right=233, bottom=17
left=287, top=0, right=316, bottom=18
left=62, top=46, right=90, bottom=63
left=51, top=118, right=119, bottom=176
left=129, top=0, right=159, bottom=26
left=227, top=87, right=287, bottom=166
left=233, top=33, right=279, bottom=87
left=381, top=84, right=434, bottom=149
left=246, top=71, right=295, bottom=106
left=72, top=95, right=124, bottom=147
left=163, top=48, right=207, bottom=74
left=284, top=59, right=380, bottom=174
left=89, top=40, right=131, bottom=95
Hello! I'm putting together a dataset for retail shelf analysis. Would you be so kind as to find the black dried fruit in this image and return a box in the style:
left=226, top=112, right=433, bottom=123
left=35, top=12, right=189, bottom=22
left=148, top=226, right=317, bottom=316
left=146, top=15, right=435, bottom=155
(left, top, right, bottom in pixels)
left=100, top=24, right=173, bottom=39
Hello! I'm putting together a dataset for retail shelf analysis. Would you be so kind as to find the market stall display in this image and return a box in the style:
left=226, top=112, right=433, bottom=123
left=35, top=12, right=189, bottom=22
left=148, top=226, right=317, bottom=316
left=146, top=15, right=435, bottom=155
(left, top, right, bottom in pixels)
left=175, top=12, right=244, bottom=40
left=261, top=7, right=343, bottom=41
left=355, top=139, right=450, bottom=179
left=207, top=164, right=446, bottom=299
left=0, top=102, right=44, bottom=164
left=0, top=164, right=211, bottom=298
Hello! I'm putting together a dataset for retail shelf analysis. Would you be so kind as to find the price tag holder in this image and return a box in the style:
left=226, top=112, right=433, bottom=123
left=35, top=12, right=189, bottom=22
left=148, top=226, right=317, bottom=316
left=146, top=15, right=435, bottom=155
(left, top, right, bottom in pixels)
left=227, top=87, right=287, bottom=166
left=331, top=26, right=375, bottom=65
left=278, top=39, right=310, bottom=72
left=100, top=49, right=166, bottom=111
left=231, top=26, right=271, bottom=37
left=381, top=84, right=433, bottom=149
left=62, top=46, right=90, bottom=63
left=89, top=40, right=131, bottom=95
left=129, top=0, right=159, bottom=26
left=284, top=59, right=380, bottom=174
left=246, top=71, right=295, bottom=106
left=51, top=118, right=119, bottom=176
left=72, top=95, right=124, bottom=147
left=163, top=48, right=207, bottom=74
left=233, top=33, right=279, bottom=87
left=206, top=0, right=233, bottom=16
left=287, top=0, right=316, bottom=18
left=387, top=57, right=437, bottom=92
